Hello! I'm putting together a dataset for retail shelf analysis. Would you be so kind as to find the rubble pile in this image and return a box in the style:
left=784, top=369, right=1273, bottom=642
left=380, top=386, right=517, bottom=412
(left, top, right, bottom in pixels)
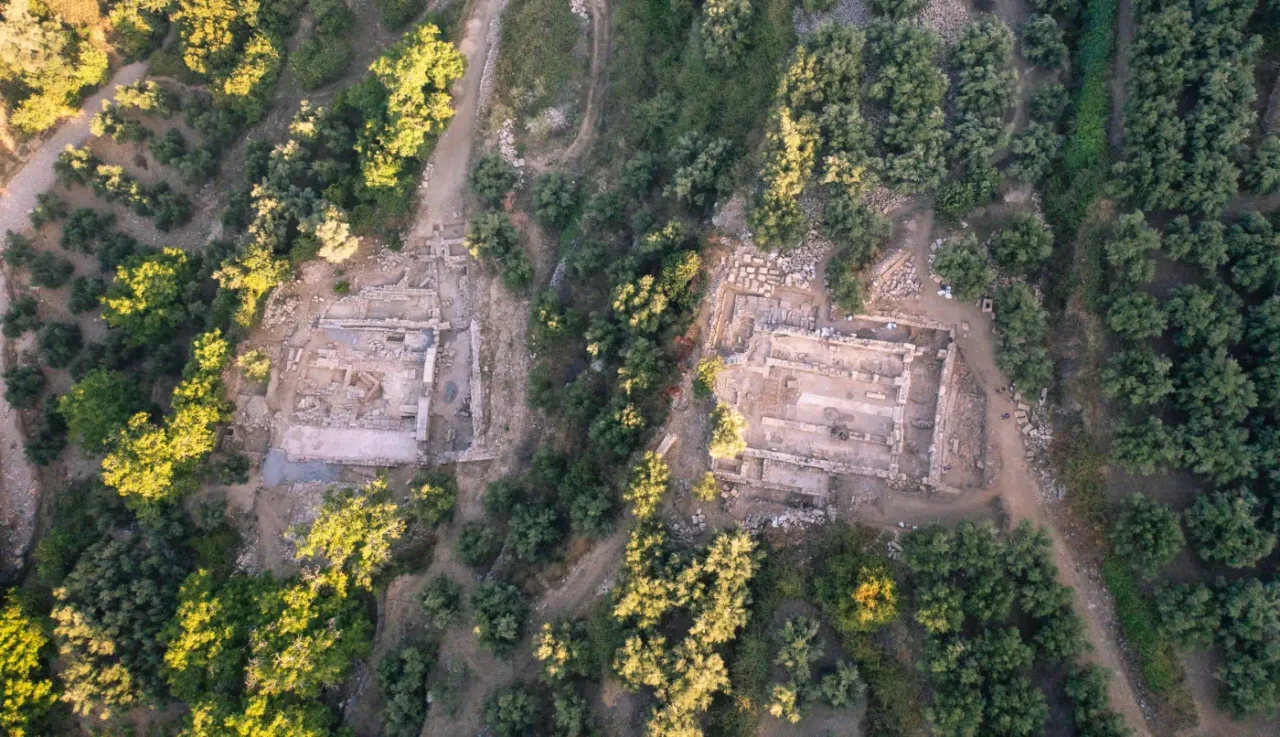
left=689, top=508, right=708, bottom=534
left=743, top=507, right=831, bottom=531
left=864, top=185, right=911, bottom=215
left=793, top=0, right=870, bottom=35
left=498, top=119, right=525, bottom=174
left=527, top=105, right=570, bottom=137
left=871, top=253, right=921, bottom=302
left=1014, top=398, right=1062, bottom=501
left=922, top=0, right=969, bottom=44
left=263, top=293, right=300, bottom=329
left=776, top=242, right=824, bottom=288
left=570, top=0, right=588, bottom=18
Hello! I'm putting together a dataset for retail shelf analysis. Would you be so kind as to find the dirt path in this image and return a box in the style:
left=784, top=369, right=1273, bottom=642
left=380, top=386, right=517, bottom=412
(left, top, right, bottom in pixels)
left=1109, top=0, right=1134, bottom=154
left=554, top=0, right=608, bottom=169
left=900, top=209, right=1153, bottom=737
left=0, top=63, right=148, bottom=234
left=0, top=61, right=148, bottom=576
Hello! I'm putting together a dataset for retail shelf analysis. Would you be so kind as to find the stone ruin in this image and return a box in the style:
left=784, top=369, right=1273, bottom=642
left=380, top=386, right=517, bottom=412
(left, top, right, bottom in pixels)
left=250, top=222, right=498, bottom=469
left=704, top=245, right=987, bottom=511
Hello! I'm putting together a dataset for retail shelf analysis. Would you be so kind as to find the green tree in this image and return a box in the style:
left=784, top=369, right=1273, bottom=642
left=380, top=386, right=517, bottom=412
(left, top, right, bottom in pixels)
left=1153, top=583, right=1217, bottom=649
left=700, top=0, right=752, bottom=65
left=1100, top=348, right=1173, bottom=408
left=990, top=214, right=1053, bottom=275
left=52, top=531, right=183, bottom=718
left=1247, top=135, right=1280, bottom=193
left=28, top=251, right=74, bottom=288
left=0, top=594, right=56, bottom=737
left=869, top=0, right=925, bottom=18
left=37, top=321, right=81, bottom=367
left=665, top=133, right=734, bottom=209
left=1021, top=14, right=1065, bottom=67
left=102, top=248, right=194, bottom=347
left=58, top=369, right=144, bottom=451
left=470, top=154, right=519, bottom=207
left=1028, top=83, right=1067, bottom=123
left=2, top=295, right=40, bottom=338
left=1111, top=494, right=1184, bottom=577
left=1215, top=578, right=1280, bottom=717
left=408, top=470, right=456, bottom=527
left=624, top=452, right=670, bottom=520
left=378, top=643, right=433, bottom=737
left=1008, top=122, right=1062, bottom=184
left=1105, top=291, right=1165, bottom=340
left=1064, top=666, right=1133, bottom=737
left=1177, top=415, right=1255, bottom=485
left=1162, top=215, right=1228, bottom=271
left=68, top=275, right=106, bottom=314
left=950, top=18, right=1016, bottom=164
left=472, top=580, right=529, bottom=657
left=455, top=522, right=500, bottom=567
left=1184, top=492, right=1275, bottom=568
left=1104, top=212, right=1160, bottom=286
left=419, top=575, right=461, bottom=629
left=1227, top=212, right=1280, bottom=293
left=934, top=235, right=992, bottom=299
left=775, top=616, right=823, bottom=681
left=484, top=684, right=540, bottom=737
left=507, top=503, right=562, bottom=560
left=1111, top=416, right=1177, bottom=476
left=1176, top=347, right=1256, bottom=424
left=2, top=364, right=45, bottom=409
left=293, top=478, right=406, bottom=589
left=0, top=1, right=109, bottom=134
left=466, top=210, right=531, bottom=290
left=533, top=172, right=580, bottom=229
left=1165, top=284, right=1242, bottom=349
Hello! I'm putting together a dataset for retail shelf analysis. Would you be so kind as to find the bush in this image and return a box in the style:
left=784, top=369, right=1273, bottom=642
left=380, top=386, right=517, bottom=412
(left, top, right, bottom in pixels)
left=1163, top=215, right=1228, bottom=271
left=484, top=685, right=540, bottom=737
left=665, top=133, right=735, bottom=209
left=507, top=503, right=562, bottom=560
left=934, top=234, right=992, bottom=299
left=1064, top=665, right=1134, bottom=737
left=420, top=576, right=461, bottom=629
left=700, top=0, right=753, bottom=65
left=1028, top=83, right=1068, bottom=123
left=3, top=365, right=46, bottom=409
left=466, top=211, right=531, bottom=290
left=68, top=276, right=107, bottom=314
left=472, top=580, right=529, bottom=657
left=58, top=369, right=143, bottom=451
left=1104, top=291, right=1166, bottom=340
left=470, top=154, right=519, bottom=207
left=1021, top=15, right=1066, bottom=67
left=38, top=322, right=82, bottom=367
left=1184, top=491, right=1276, bottom=568
left=532, top=172, right=580, bottom=229
left=29, top=251, right=75, bottom=289
left=291, top=36, right=353, bottom=90
left=708, top=401, right=747, bottom=459
left=455, top=521, right=500, bottom=568
left=1100, top=349, right=1172, bottom=408
left=934, top=164, right=999, bottom=222
left=1152, top=583, right=1217, bottom=649
left=3, top=231, right=36, bottom=267
left=379, top=0, right=426, bottom=29
left=25, top=396, right=68, bottom=466
left=1009, top=122, right=1062, bottom=184
left=950, top=18, right=1017, bottom=164
left=822, top=192, right=890, bottom=268
left=1111, top=494, right=1184, bottom=578
left=868, top=20, right=948, bottom=192
left=1110, top=416, right=1177, bottom=476
left=990, top=214, right=1053, bottom=275
left=1246, top=135, right=1280, bottom=193
left=408, top=470, right=457, bottom=527
left=378, top=644, right=433, bottom=737
left=30, top=192, right=68, bottom=229
left=623, top=452, right=669, bottom=520
left=2, top=295, right=41, bottom=338
left=694, top=355, right=722, bottom=398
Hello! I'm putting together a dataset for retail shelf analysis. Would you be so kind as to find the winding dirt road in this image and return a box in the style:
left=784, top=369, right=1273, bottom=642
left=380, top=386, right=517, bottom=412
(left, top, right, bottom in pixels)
left=0, top=62, right=148, bottom=575
left=897, top=208, right=1153, bottom=737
